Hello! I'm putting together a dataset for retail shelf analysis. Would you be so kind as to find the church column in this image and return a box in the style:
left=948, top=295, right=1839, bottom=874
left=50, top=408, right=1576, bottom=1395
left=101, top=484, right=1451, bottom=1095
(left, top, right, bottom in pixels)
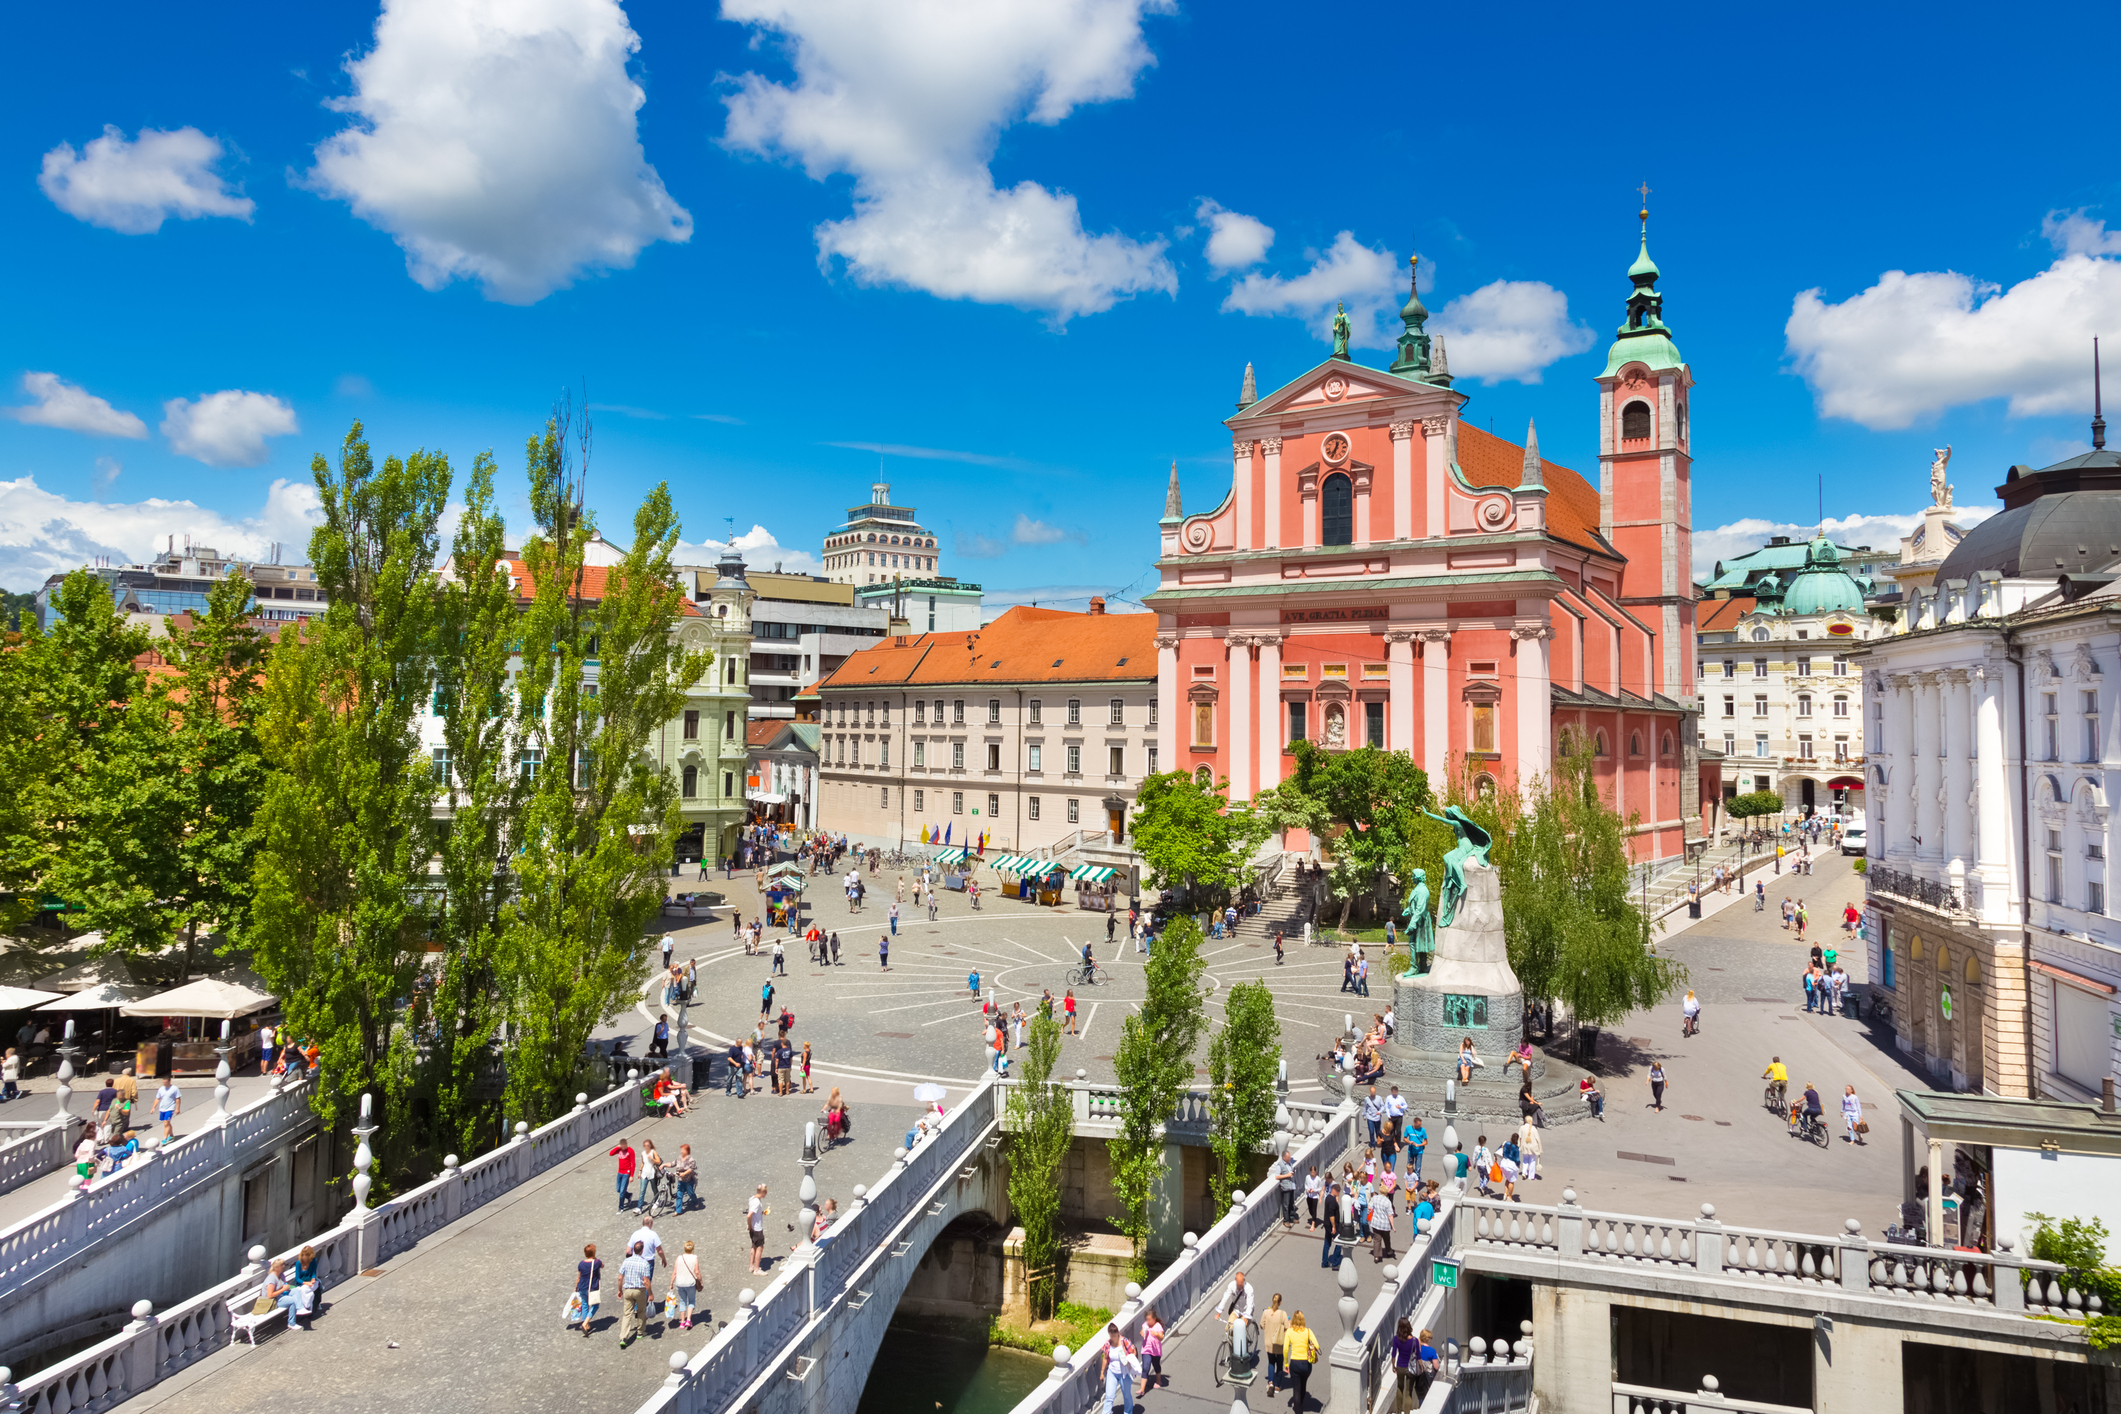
left=1913, top=672, right=1943, bottom=871
left=1943, top=669, right=1974, bottom=891
left=1227, top=635, right=1253, bottom=801
left=1422, top=417, right=1450, bottom=539
left=1513, top=625, right=1554, bottom=789
left=1355, top=469, right=1373, bottom=545
left=1257, top=634, right=1284, bottom=790
left=1974, top=659, right=2011, bottom=922
left=1233, top=439, right=1256, bottom=551
left=1420, top=629, right=1451, bottom=783
left=1390, top=422, right=1415, bottom=541
left=1885, top=673, right=1914, bottom=864
left=1156, top=634, right=1180, bottom=776
left=1386, top=629, right=1417, bottom=754
left=1262, top=438, right=1284, bottom=549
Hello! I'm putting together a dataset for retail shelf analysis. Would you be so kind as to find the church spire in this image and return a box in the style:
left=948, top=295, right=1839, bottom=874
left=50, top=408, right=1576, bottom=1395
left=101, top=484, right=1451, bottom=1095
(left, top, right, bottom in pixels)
left=1518, top=419, right=1544, bottom=490
left=1162, top=459, right=1183, bottom=522
left=1601, top=187, right=1684, bottom=376
left=1389, top=249, right=1433, bottom=379
left=1238, top=361, right=1257, bottom=410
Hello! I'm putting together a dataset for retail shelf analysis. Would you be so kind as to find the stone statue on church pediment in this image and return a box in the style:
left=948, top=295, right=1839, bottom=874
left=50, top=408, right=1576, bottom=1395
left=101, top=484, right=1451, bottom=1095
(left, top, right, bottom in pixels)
left=1930, top=445, right=1953, bottom=510
left=1331, top=303, right=1351, bottom=359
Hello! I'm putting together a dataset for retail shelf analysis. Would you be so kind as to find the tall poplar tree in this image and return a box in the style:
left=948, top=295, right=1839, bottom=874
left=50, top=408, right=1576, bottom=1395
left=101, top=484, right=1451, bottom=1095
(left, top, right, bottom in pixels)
left=1109, top=913, right=1208, bottom=1279
left=426, top=452, right=522, bottom=1152
left=249, top=424, right=450, bottom=1177
left=498, top=409, right=707, bottom=1124
left=1206, top=979, right=1281, bottom=1218
left=1005, top=1011, right=1072, bottom=1319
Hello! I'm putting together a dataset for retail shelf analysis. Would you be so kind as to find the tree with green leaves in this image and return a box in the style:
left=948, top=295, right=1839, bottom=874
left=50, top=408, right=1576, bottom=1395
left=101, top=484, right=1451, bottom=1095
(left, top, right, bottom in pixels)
left=1130, top=770, right=1269, bottom=903
left=1727, top=790, right=1784, bottom=820
left=1254, top=743, right=1434, bottom=931
left=59, top=572, right=269, bottom=980
left=425, top=452, right=523, bottom=1153
left=1005, top=1009, right=1072, bottom=1319
left=249, top=424, right=450, bottom=1184
left=497, top=409, right=708, bottom=1126
left=1486, top=740, right=1682, bottom=1032
left=6, top=572, right=154, bottom=938
left=1206, top=979, right=1280, bottom=1219
left=1109, top=913, right=1208, bottom=1279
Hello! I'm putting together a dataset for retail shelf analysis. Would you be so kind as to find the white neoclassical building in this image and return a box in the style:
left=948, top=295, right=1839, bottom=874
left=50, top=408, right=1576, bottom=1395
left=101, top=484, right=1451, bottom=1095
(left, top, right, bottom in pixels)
left=1695, top=534, right=1880, bottom=816
left=1860, top=433, right=2121, bottom=1104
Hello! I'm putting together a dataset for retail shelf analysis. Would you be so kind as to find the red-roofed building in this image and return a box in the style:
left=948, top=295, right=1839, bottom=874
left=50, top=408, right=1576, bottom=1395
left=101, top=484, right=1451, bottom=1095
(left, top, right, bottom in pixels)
left=1148, top=223, right=1700, bottom=860
left=810, top=601, right=1157, bottom=861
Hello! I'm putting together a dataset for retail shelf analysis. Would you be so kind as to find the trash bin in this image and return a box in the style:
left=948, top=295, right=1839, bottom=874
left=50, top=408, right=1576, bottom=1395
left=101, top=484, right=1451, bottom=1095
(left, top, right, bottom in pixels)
left=691, top=1052, right=713, bottom=1092
left=1576, top=1025, right=1601, bottom=1065
left=1687, top=900, right=1702, bottom=919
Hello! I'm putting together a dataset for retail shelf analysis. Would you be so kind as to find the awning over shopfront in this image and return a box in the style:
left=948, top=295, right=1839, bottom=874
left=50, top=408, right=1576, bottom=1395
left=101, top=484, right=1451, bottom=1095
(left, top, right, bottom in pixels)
left=0, top=985, right=64, bottom=1010
left=987, top=855, right=1032, bottom=874
left=745, top=790, right=788, bottom=804
left=1068, top=865, right=1119, bottom=884
left=38, top=981, right=157, bottom=1011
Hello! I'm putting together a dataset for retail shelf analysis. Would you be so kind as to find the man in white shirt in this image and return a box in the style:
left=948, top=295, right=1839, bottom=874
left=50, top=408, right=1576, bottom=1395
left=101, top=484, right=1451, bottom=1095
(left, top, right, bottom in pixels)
left=1217, top=1271, right=1257, bottom=1364
left=1382, top=1006, right=1395, bottom=1039
left=154, top=1080, right=183, bottom=1140
left=627, top=1213, right=664, bottom=1273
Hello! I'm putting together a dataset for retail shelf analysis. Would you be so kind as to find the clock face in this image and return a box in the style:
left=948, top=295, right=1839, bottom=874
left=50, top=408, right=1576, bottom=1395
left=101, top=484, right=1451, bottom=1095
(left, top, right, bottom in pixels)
left=1321, top=432, right=1351, bottom=463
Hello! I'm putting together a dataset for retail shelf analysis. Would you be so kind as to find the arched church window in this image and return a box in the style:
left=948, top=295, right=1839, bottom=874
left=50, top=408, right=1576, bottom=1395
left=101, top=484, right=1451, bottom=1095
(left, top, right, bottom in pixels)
left=1474, top=774, right=1496, bottom=798
left=1621, top=401, right=1652, bottom=441
left=1322, top=473, right=1353, bottom=546
left=1662, top=731, right=1675, bottom=756
left=1194, top=765, right=1213, bottom=788
left=1593, top=730, right=1609, bottom=757
left=1630, top=732, right=1643, bottom=757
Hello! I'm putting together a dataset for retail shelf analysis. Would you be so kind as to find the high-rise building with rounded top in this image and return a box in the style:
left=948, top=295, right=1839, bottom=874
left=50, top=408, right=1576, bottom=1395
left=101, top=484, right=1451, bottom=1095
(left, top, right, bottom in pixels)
left=822, top=482, right=942, bottom=586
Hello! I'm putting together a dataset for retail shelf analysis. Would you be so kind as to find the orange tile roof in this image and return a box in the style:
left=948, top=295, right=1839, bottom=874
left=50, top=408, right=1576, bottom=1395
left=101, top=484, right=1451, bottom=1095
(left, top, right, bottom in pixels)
left=745, top=720, right=785, bottom=748
left=501, top=561, right=701, bottom=616
left=1696, top=596, right=1758, bottom=632
left=1455, top=423, right=1606, bottom=557
left=813, top=606, right=1156, bottom=691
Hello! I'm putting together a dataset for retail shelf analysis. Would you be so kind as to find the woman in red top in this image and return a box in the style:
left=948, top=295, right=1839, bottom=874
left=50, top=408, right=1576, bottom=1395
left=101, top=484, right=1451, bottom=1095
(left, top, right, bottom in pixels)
left=608, top=1139, right=637, bottom=1211
left=1063, top=990, right=1078, bottom=1036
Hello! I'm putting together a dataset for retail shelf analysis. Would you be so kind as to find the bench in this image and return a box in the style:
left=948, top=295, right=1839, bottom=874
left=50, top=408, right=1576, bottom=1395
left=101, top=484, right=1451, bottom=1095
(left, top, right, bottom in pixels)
left=227, top=1286, right=289, bottom=1347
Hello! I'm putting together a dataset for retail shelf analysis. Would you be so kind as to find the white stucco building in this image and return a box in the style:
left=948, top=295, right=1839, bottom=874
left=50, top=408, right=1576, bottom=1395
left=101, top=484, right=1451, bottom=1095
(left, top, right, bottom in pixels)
left=1860, top=433, right=2121, bottom=1104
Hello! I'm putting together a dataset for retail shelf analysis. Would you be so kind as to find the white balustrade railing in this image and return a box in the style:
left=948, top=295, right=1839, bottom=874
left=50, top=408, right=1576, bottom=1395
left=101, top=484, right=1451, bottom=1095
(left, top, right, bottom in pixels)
left=5, top=1082, right=643, bottom=1412
left=1352, top=1202, right=1461, bottom=1414
left=1007, top=1099, right=1359, bottom=1414
left=1611, top=1379, right=1811, bottom=1414
left=1457, top=1195, right=2103, bottom=1318
left=0, top=1077, right=318, bottom=1300
left=0, top=1116, right=83, bottom=1197
left=636, top=1076, right=1008, bottom=1414
left=1441, top=1338, right=1533, bottom=1414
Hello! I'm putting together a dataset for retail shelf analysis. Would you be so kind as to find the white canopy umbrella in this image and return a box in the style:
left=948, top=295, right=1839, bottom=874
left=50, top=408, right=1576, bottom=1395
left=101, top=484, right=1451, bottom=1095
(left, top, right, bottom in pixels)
left=0, top=985, right=64, bottom=1010
left=38, top=982, right=157, bottom=1011
left=36, top=954, right=137, bottom=994
left=121, top=972, right=276, bottom=1020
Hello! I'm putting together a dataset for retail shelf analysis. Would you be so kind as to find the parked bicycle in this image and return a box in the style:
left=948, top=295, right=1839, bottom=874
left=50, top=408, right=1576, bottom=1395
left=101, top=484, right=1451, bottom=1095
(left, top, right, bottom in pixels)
left=1212, top=1315, right=1259, bottom=1388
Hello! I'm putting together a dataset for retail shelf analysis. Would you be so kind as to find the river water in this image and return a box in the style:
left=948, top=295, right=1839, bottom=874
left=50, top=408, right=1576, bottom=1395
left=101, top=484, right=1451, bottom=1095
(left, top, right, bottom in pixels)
left=858, top=1315, right=1051, bottom=1414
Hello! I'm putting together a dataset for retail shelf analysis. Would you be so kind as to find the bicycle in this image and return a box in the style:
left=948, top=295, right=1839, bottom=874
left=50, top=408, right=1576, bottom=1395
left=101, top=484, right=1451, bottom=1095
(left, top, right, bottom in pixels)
left=1762, top=1080, right=1787, bottom=1113
left=1788, top=1108, right=1830, bottom=1148
left=1068, top=962, right=1110, bottom=987
left=1212, top=1316, right=1259, bottom=1388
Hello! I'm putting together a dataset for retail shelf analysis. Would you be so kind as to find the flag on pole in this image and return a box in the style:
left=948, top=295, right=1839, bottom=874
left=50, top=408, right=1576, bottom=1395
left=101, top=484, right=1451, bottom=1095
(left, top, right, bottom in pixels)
left=919, top=824, right=930, bottom=844
left=943, top=822, right=952, bottom=844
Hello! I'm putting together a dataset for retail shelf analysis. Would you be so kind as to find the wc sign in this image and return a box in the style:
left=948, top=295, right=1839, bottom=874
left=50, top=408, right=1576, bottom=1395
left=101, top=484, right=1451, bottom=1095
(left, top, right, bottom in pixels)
left=1432, top=1258, right=1460, bottom=1289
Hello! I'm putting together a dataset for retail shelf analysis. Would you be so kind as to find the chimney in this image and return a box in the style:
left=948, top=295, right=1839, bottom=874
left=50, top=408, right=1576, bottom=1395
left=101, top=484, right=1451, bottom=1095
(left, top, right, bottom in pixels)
left=1089, top=596, right=1106, bottom=615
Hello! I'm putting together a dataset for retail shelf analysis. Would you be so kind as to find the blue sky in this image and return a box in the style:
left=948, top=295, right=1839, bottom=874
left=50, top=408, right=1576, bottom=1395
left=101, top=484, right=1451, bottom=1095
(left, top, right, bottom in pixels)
left=5, top=0, right=2120, bottom=602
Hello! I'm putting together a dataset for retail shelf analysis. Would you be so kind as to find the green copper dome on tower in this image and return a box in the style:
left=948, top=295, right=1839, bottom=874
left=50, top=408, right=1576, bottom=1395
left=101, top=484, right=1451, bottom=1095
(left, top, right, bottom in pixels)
left=1627, top=232, right=1660, bottom=281
left=1390, top=250, right=1437, bottom=380
left=1602, top=204, right=1684, bottom=376
left=1779, top=534, right=1866, bottom=616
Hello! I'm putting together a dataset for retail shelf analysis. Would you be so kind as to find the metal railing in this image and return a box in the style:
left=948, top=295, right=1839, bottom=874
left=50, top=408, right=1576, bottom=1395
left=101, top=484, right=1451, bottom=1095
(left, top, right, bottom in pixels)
left=1006, top=1099, right=1358, bottom=1414
left=1866, top=865, right=1965, bottom=915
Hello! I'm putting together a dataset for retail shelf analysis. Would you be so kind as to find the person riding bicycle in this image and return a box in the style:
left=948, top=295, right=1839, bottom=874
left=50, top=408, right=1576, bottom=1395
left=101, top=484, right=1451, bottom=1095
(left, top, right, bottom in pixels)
left=1216, top=1271, right=1258, bottom=1368
left=1790, top=1082, right=1824, bottom=1137
left=1762, top=1057, right=1788, bottom=1111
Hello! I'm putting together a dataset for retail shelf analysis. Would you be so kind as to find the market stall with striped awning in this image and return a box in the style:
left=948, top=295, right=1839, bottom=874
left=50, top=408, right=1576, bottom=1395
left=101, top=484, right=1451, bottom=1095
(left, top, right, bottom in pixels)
left=1068, top=864, right=1119, bottom=883
left=931, top=847, right=971, bottom=865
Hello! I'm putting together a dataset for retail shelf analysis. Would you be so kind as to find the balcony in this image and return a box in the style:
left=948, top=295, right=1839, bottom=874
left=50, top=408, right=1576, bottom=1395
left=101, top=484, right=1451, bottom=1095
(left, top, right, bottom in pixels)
left=1867, top=864, right=1970, bottom=917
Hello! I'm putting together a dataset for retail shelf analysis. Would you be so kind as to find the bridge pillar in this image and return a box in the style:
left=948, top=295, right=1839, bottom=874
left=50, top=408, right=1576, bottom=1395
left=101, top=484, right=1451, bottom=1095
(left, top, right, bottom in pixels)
left=1815, top=1313, right=1904, bottom=1414
left=1529, top=1282, right=1609, bottom=1414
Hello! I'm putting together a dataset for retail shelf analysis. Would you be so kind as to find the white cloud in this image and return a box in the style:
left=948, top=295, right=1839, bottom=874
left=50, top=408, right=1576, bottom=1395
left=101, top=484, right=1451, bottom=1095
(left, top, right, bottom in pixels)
left=1222, top=231, right=1401, bottom=347
left=3, top=373, right=148, bottom=439
left=37, top=125, right=255, bottom=235
left=1431, top=280, right=1595, bottom=384
left=306, top=0, right=693, bottom=304
left=955, top=530, right=1008, bottom=559
left=1784, top=211, right=2121, bottom=430
left=1011, top=512, right=1084, bottom=546
left=1195, top=199, right=1272, bottom=271
left=673, top=523, right=824, bottom=577
left=160, top=391, right=300, bottom=468
left=1691, top=508, right=1997, bottom=584
left=94, top=457, right=122, bottom=489
left=721, top=0, right=1176, bottom=322
left=981, top=584, right=1145, bottom=616
left=824, top=440, right=1026, bottom=469
left=334, top=374, right=375, bottom=398
left=0, top=476, right=322, bottom=592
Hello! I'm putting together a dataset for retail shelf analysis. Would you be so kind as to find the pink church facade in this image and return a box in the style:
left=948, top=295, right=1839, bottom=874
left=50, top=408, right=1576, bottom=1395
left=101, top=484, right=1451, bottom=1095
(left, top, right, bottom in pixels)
left=1147, top=231, right=1701, bottom=860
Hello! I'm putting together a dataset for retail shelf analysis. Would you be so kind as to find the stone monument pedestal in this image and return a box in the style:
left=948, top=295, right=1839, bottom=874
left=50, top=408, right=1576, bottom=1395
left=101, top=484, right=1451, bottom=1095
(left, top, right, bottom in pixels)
left=1391, top=861, right=1523, bottom=1057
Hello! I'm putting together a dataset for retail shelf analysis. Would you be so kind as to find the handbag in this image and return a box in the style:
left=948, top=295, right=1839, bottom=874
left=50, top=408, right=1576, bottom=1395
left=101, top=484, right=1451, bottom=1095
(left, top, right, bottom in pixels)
left=563, top=1293, right=586, bottom=1324
left=252, top=1295, right=277, bottom=1315
left=1855, top=1120, right=1870, bottom=1135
